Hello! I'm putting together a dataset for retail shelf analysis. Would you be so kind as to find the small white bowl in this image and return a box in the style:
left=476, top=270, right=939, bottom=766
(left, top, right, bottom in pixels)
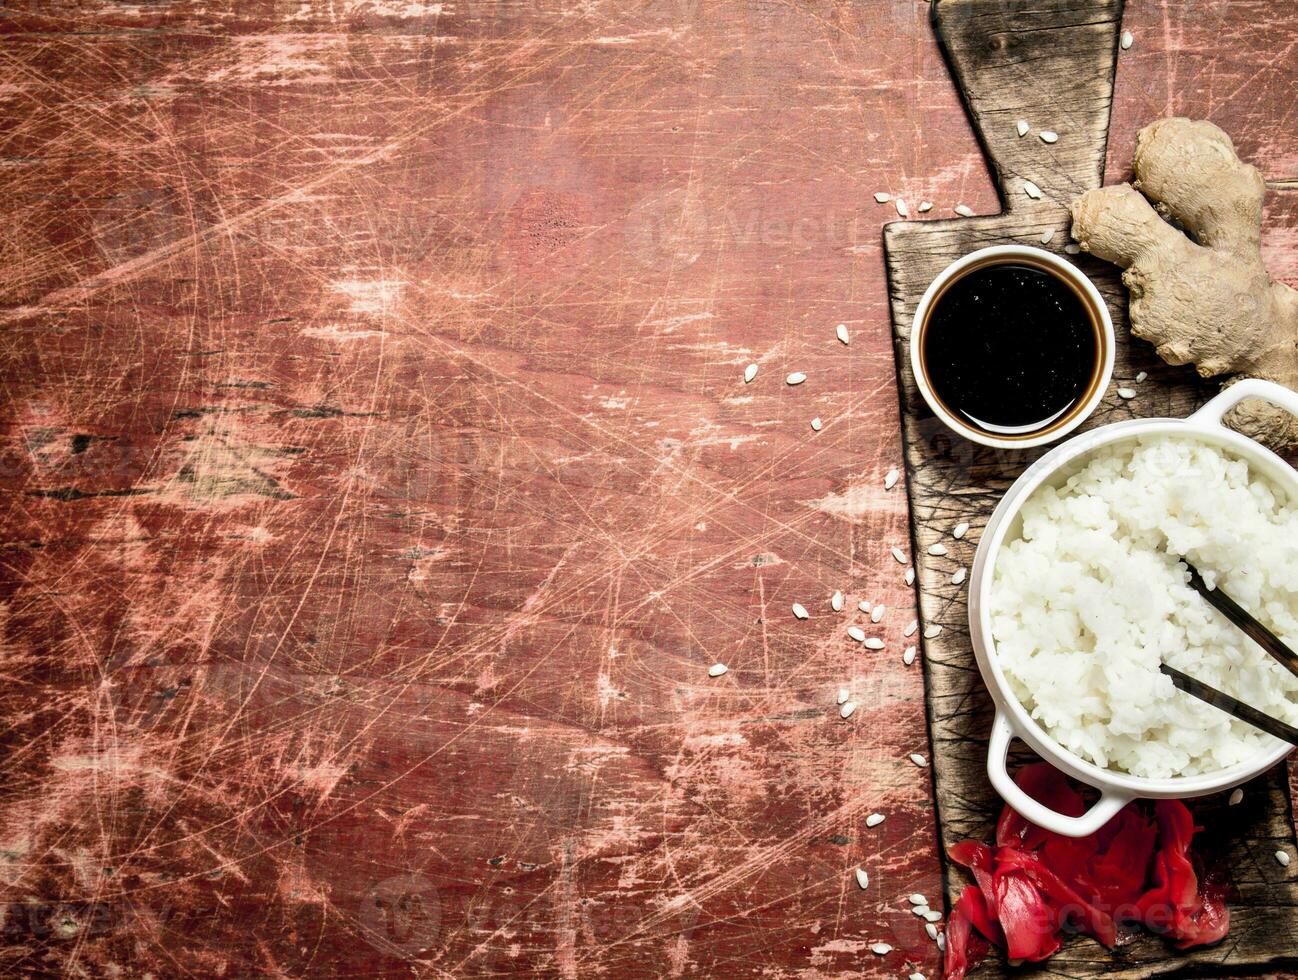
left=969, top=380, right=1298, bottom=837
left=909, top=245, right=1116, bottom=450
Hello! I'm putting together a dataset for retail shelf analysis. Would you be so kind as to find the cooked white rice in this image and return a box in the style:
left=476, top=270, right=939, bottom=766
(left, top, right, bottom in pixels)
left=990, top=436, right=1298, bottom=778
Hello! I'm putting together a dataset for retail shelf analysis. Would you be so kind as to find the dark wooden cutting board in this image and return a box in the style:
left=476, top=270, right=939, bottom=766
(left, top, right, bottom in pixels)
left=884, top=0, right=1298, bottom=975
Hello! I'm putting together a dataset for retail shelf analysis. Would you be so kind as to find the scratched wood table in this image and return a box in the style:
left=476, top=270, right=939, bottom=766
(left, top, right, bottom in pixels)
left=0, top=2, right=1296, bottom=978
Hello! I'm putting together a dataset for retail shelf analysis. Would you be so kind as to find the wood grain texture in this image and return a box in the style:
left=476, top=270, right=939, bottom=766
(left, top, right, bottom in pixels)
left=0, top=2, right=941, bottom=976
left=885, top=0, right=1298, bottom=976
left=0, top=0, right=1294, bottom=977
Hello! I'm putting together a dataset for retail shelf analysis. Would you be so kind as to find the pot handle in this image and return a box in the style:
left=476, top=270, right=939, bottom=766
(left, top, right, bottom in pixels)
left=987, top=713, right=1132, bottom=838
left=1189, top=378, right=1298, bottom=429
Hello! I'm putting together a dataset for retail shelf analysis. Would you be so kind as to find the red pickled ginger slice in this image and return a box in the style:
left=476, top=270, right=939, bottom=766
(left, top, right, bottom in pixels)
left=995, top=846, right=1117, bottom=947
left=943, top=888, right=993, bottom=980
left=992, top=868, right=1061, bottom=962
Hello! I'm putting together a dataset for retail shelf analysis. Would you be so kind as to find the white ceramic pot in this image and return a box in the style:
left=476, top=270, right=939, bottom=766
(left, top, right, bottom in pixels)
left=910, top=245, right=1116, bottom=450
left=969, top=379, right=1298, bottom=837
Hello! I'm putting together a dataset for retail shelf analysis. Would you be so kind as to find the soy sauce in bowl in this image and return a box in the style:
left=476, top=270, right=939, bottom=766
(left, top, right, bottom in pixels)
left=920, top=262, right=1100, bottom=437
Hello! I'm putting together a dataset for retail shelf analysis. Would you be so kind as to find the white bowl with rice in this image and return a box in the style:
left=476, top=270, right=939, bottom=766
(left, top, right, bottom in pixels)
left=970, top=379, right=1298, bottom=837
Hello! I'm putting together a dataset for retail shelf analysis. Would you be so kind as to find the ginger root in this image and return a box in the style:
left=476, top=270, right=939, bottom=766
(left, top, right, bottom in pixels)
left=1070, top=117, right=1298, bottom=451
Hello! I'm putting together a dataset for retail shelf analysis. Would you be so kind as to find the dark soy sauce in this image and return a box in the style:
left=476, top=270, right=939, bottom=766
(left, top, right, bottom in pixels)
left=921, top=263, right=1098, bottom=435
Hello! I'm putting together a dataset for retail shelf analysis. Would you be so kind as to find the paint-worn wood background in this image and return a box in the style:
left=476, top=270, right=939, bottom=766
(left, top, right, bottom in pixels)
left=886, top=1, right=1298, bottom=976
left=0, top=1, right=1295, bottom=977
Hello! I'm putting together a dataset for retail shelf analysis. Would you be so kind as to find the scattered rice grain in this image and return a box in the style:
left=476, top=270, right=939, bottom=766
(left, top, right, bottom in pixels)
left=1117, top=387, right=1137, bottom=399
left=1023, top=180, right=1043, bottom=200
left=1278, top=850, right=1292, bottom=868
left=1039, top=130, right=1059, bottom=144
left=954, top=204, right=974, bottom=217
left=786, top=371, right=806, bottom=385
left=924, top=910, right=943, bottom=922
left=910, top=753, right=928, bottom=767
left=903, top=646, right=916, bottom=665
left=708, top=663, right=728, bottom=677
left=924, top=624, right=943, bottom=638
left=891, top=547, right=907, bottom=564
left=792, top=602, right=809, bottom=620
left=896, top=198, right=909, bottom=218
left=1016, top=120, right=1030, bottom=137
left=859, top=600, right=871, bottom=613
left=1064, top=243, right=1081, bottom=255
left=871, top=604, right=886, bottom=623
left=870, top=943, right=892, bottom=956
left=905, top=567, right=915, bottom=586
left=952, top=567, right=967, bottom=586
left=810, top=417, right=822, bottom=431
left=837, top=688, right=850, bottom=705
left=840, top=701, right=857, bottom=719
left=855, top=868, right=870, bottom=890
left=884, top=468, right=900, bottom=490
left=1136, top=370, right=1148, bottom=382
left=865, top=812, right=885, bottom=827
left=927, top=923, right=940, bottom=942
left=832, top=590, right=845, bottom=611
left=1121, top=29, right=1133, bottom=49
left=1040, top=228, right=1055, bottom=245
left=874, top=192, right=892, bottom=203
left=904, top=620, right=917, bottom=637
left=744, top=363, right=758, bottom=383
left=953, top=522, right=969, bottom=539
left=865, top=637, right=885, bottom=650
left=929, top=543, right=948, bottom=556
left=1229, top=788, right=1244, bottom=806
left=919, top=201, right=933, bottom=212
left=909, top=894, right=928, bottom=906
left=847, top=626, right=866, bottom=642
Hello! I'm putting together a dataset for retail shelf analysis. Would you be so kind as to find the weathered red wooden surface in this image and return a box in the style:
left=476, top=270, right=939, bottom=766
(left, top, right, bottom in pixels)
left=0, top=2, right=1294, bottom=977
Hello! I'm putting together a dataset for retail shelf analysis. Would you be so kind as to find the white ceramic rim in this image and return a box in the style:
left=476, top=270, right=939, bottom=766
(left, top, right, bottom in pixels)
left=909, top=244, right=1116, bottom=450
left=969, top=379, right=1298, bottom=836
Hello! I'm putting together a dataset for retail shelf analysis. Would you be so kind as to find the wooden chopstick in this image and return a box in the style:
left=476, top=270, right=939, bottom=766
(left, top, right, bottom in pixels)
left=1181, top=557, right=1298, bottom=681
left=1160, top=663, right=1298, bottom=746
left=1160, top=557, right=1298, bottom=744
